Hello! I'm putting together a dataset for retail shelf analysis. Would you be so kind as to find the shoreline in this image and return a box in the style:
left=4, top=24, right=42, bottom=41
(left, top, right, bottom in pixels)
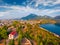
left=40, top=27, right=60, bottom=38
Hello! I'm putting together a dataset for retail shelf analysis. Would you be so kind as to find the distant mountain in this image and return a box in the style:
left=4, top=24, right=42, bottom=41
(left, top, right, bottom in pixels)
left=54, top=15, right=60, bottom=19
left=21, top=14, right=38, bottom=20
left=12, top=13, right=52, bottom=20
left=54, top=15, right=60, bottom=23
left=21, top=14, right=53, bottom=20
left=42, top=15, right=53, bottom=19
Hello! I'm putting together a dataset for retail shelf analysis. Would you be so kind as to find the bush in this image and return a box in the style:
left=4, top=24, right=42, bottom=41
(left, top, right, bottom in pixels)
left=8, top=39, right=15, bottom=45
left=46, top=41, right=54, bottom=45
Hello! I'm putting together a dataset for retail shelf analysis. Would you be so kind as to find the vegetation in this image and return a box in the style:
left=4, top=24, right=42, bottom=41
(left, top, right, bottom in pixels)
left=0, top=20, right=60, bottom=45
left=8, top=39, right=15, bottom=45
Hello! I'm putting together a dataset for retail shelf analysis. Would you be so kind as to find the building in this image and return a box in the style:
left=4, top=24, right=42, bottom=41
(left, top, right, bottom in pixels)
left=9, top=31, right=17, bottom=39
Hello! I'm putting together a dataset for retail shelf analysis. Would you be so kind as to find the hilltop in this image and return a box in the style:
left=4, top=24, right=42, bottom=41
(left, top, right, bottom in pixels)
left=21, top=14, right=38, bottom=20
left=21, top=14, right=53, bottom=20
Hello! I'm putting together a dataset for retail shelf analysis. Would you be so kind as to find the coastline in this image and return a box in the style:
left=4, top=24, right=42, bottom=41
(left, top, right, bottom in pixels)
left=40, top=27, right=60, bottom=38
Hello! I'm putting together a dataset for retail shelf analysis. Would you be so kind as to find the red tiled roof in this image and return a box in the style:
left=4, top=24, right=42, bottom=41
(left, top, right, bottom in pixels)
left=10, top=31, right=17, bottom=35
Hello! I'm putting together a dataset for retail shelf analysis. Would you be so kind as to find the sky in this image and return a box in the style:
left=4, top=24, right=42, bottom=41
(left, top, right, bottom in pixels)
left=0, top=0, right=60, bottom=19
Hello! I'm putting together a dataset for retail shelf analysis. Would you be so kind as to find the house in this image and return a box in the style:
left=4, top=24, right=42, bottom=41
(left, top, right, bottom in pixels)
left=21, top=38, right=32, bottom=45
left=9, top=31, right=17, bottom=39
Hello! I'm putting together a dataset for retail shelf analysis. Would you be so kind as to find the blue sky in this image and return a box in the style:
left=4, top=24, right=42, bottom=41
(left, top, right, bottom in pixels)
left=0, top=0, right=60, bottom=19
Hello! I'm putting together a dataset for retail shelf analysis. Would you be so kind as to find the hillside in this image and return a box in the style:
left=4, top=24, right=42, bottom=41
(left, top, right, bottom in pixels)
left=0, top=20, right=60, bottom=45
left=54, top=15, right=60, bottom=19
left=54, top=15, right=60, bottom=23
left=21, top=14, right=52, bottom=20
left=21, top=14, right=38, bottom=20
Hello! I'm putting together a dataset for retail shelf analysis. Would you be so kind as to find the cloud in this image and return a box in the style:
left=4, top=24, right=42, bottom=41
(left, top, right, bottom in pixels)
left=0, top=11, right=8, bottom=17
left=0, top=5, right=60, bottom=19
left=54, top=0, right=60, bottom=4
left=0, top=0, right=60, bottom=19
left=25, top=0, right=60, bottom=7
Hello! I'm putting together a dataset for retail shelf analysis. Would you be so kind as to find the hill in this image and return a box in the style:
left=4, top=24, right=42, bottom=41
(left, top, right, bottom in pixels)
left=54, top=15, right=60, bottom=19
left=54, top=15, right=60, bottom=23
left=21, top=14, right=38, bottom=20
left=21, top=14, right=52, bottom=20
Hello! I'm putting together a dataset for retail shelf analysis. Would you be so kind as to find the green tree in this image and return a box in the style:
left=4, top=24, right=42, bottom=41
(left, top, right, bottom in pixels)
left=8, top=40, right=11, bottom=45
left=37, top=35, right=43, bottom=45
left=8, top=39, right=15, bottom=45
left=18, top=30, right=23, bottom=45
left=3, top=25, right=8, bottom=30
left=12, top=21, right=20, bottom=27
left=1, top=28, right=7, bottom=45
left=0, top=28, right=2, bottom=40
left=11, top=39, right=15, bottom=45
left=40, top=42, right=43, bottom=45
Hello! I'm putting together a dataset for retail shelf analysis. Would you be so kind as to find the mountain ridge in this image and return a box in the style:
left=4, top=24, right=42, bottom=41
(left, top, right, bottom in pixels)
left=54, top=15, right=60, bottom=19
left=21, top=14, right=53, bottom=20
left=21, top=14, right=38, bottom=20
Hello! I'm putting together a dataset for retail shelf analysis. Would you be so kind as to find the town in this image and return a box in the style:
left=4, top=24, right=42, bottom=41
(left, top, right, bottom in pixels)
left=0, top=19, right=60, bottom=45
